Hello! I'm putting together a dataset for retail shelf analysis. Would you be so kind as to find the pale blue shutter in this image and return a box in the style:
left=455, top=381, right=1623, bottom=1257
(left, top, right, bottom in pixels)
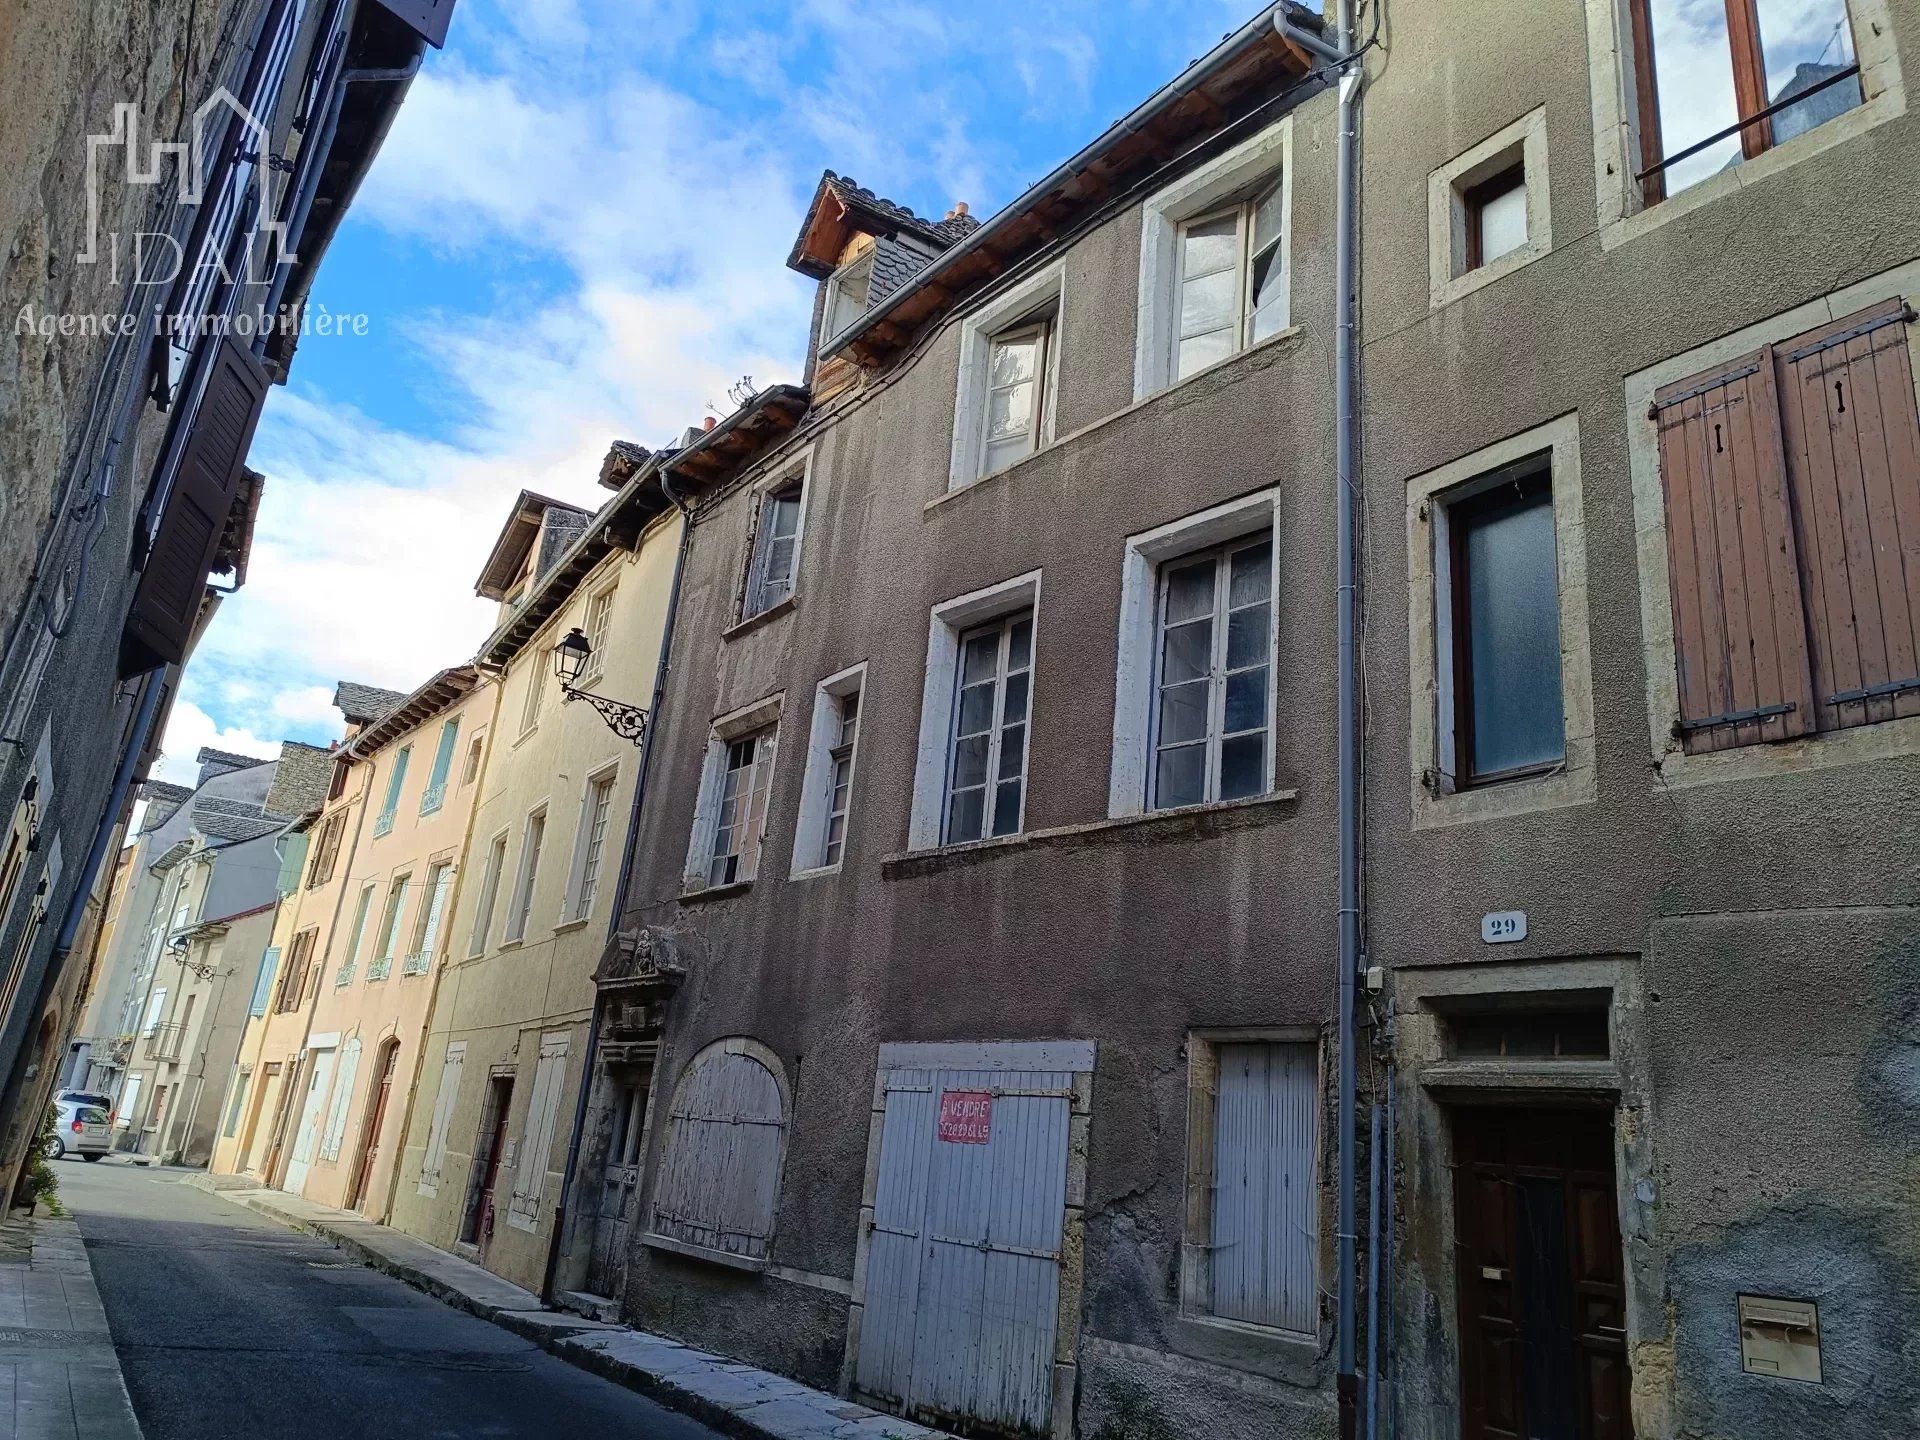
left=249, top=947, right=281, bottom=1016
left=1211, top=1042, right=1319, bottom=1333
left=422, top=720, right=459, bottom=813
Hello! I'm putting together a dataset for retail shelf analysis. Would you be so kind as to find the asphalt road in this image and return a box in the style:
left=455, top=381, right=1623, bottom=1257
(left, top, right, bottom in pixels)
left=58, top=1160, right=725, bottom=1439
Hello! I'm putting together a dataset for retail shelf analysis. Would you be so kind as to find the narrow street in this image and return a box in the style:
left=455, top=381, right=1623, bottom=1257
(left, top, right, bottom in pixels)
left=57, top=1162, right=724, bottom=1440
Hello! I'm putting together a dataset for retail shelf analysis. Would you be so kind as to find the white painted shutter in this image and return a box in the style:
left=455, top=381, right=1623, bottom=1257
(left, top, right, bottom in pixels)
left=418, top=1042, right=466, bottom=1193
left=1211, top=1041, right=1319, bottom=1333
left=508, top=1032, right=570, bottom=1227
left=319, top=1037, right=362, bottom=1161
left=650, top=1046, right=785, bottom=1260
left=415, top=865, right=452, bottom=965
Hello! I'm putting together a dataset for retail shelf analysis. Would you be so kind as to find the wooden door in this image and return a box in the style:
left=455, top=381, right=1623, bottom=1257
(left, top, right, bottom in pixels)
left=462, top=1078, right=512, bottom=1245
left=587, top=1068, right=649, bottom=1298
left=284, top=1050, right=335, bottom=1194
left=1455, top=1107, right=1631, bottom=1440
left=347, top=1043, right=399, bottom=1212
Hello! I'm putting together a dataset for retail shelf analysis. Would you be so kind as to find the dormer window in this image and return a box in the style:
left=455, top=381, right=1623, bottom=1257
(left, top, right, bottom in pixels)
left=824, top=252, right=874, bottom=340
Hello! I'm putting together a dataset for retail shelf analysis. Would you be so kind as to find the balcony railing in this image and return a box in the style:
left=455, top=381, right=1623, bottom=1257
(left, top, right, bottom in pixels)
left=334, top=961, right=355, bottom=987
left=418, top=781, right=446, bottom=816
left=144, top=1022, right=186, bottom=1062
left=372, top=809, right=396, bottom=838
left=366, top=952, right=393, bottom=982
left=401, top=950, right=431, bottom=977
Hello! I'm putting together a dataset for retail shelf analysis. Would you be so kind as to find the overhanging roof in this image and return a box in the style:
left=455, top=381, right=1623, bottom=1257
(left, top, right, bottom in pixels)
left=346, top=665, right=481, bottom=758
left=823, top=2, right=1323, bottom=369
left=474, top=490, right=593, bottom=600
left=479, top=386, right=811, bottom=669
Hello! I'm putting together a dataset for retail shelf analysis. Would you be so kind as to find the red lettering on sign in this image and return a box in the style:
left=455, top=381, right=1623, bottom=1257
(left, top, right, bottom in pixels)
left=937, top=1090, right=993, bottom=1144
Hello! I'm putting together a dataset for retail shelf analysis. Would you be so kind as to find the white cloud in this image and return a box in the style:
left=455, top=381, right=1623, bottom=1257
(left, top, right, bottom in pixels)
left=150, top=702, right=287, bottom=787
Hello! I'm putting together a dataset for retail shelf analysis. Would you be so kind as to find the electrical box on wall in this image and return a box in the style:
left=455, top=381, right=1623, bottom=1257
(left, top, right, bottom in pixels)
left=1738, top=1295, right=1822, bottom=1382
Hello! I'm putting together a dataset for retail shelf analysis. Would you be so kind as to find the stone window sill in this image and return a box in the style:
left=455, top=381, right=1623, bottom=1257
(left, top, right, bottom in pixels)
left=552, top=917, right=592, bottom=935
left=679, top=878, right=753, bottom=905
left=1169, top=1313, right=1322, bottom=1387
left=883, top=789, right=1298, bottom=880
left=723, top=595, right=798, bottom=643
left=642, top=1231, right=767, bottom=1275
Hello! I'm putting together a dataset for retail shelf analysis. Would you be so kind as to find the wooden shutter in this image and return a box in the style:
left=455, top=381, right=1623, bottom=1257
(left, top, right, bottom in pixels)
left=508, top=1032, right=570, bottom=1225
left=1653, top=348, right=1815, bottom=753
left=419, top=1042, right=466, bottom=1192
left=1210, top=1043, right=1320, bottom=1334
left=1775, top=299, right=1920, bottom=732
left=320, top=1037, right=362, bottom=1161
left=122, top=337, right=270, bottom=674
left=651, top=1047, right=785, bottom=1260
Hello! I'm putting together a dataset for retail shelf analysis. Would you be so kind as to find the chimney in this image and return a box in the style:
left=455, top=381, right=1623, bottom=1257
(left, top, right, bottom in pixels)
left=703, top=416, right=717, bottom=431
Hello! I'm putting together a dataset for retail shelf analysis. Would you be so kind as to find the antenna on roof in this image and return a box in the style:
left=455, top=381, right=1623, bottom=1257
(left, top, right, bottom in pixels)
left=727, top=375, right=756, bottom=407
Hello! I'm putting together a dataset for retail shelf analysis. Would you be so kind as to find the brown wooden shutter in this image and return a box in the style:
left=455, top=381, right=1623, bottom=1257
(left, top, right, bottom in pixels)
left=121, top=337, right=270, bottom=675
left=1775, top=298, right=1920, bottom=732
left=1652, top=348, right=1815, bottom=753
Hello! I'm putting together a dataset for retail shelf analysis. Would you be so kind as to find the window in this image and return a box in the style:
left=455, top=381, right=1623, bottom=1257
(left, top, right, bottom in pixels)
left=505, top=807, right=547, bottom=942
left=1434, top=458, right=1565, bottom=787
left=1464, top=164, right=1527, bottom=271
left=794, top=666, right=865, bottom=874
left=646, top=1039, right=788, bottom=1263
left=1183, top=1038, right=1320, bottom=1336
left=142, top=987, right=167, bottom=1036
left=306, top=812, right=344, bottom=889
left=1629, top=0, right=1861, bottom=203
left=275, top=930, right=316, bottom=1012
left=373, top=746, right=410, bottom=837
left=519, top=663, right=545, bottom=734
left=1151, top=536, right=1273, bottom=810
left=980, top=322, right=1051, bottom=477
left=319, top=1037, right=362, bottom=1162
left=824, top=250, right=873, bottom=340
left=1135, top=115, right=1293, bottom=399
left=468, top=831, right=508, bottom=956
left=337, top=883, right=375, bottom=986
left=417, top=1041, right=466, bottom=1195
left=745, top=483, right=804, bottom=618
left=565, top=768, right=618, bottom=922
left=367, top=873, right=409, bottom=981
left=1428, top=107, right=1551, bottom=308
left=582, top=586, right=616, bottom=681
left=249, top=946, right=280, bottom=1017
left=506, top=1031, right=570, bottom=1230
left=945, top=613, right=1033, bottom=844
left=1652, top=298, right=1920, bottom=752
left=223, top=1069, right=252, bottom=1138
left=707, top=731, right=776, bottom=887
left=1172, top=180, right=1286, bottom=382
left=420, top=719, right=460, bottom=816
left=461, top=734, right=485, bottom=787
left=407, top=861, right=453, bottom=975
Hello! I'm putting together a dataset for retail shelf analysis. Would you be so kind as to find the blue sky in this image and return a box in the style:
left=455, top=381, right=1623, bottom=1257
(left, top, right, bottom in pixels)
left=156, top=0, right=1281, bottom=781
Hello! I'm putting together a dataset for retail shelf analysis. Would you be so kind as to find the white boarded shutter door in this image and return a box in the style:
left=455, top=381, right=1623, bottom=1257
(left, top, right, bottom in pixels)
left=651, top=1049, right=784, bottom=1259
left=419, top=1043, right=465, bottom=1193
left=1211, top=1042, right=1318, bottom=1333
left=508, top=1033, right=569, bottom=1227
left=319, top=1039, right=362, bottom=1161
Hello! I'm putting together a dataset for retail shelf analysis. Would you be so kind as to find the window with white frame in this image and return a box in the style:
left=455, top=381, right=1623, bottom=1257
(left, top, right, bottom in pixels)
left=945, top=612, right=1033, bottom=843
left=949, top=265, right=1064, bottom=488
left=980, top=320, right=1052, bottom=477
left=1135, top=116, right=1292, bottom=399
left=420, top=718, right=460, bottom=816
left=793, top=666, right=865, bottom=874
left=367, top=872, right=409, bottom=981
left=706, top=730, right=776, bottom=887
left=461, top=733, right=485, bottom=787
left=468, top=831, right=507, bottom=956
left=407, top=860, right=453, bottom=974
left=582, top=585, right=616, bottom=680
left=909, top=571, right=1042, bottom=849
left=505, top=806, right=547, bottom=942
left=519, top=660, right=545, bottom=734
left=373, top=745, right=410, bottom=837
left=1183, top=1037, right=1320, bottom=1337
left=646, top=1038, right=788, bottom=1263
left=744, top=481, right=805, bottom=618
left=1150, top=535, right=1273, bottom=811
left=337, top=883, right=374, bottom=986
left=823, top=249, right=874, bottom=340
left=1428, top=108, right=1551, bottom=308
left=1112, top=492, right=1279, bottom=817
left=565, top=767, right=618, bottom=922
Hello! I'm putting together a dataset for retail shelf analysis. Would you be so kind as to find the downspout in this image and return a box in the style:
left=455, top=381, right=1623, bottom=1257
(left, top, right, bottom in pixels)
left=541, top=467, right=695, bottom=1307
left=1276, top=7, right=1364, bottom=1437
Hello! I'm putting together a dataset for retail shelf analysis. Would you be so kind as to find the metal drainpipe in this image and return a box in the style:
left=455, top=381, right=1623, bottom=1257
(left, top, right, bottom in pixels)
left=1276, top=6, right=1365, bottom=1435
left=540, top=466, right=695, bottom=1308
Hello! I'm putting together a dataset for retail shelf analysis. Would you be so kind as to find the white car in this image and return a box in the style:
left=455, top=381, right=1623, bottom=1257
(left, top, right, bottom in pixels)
left=47, top=1097, right=110, bottom=1161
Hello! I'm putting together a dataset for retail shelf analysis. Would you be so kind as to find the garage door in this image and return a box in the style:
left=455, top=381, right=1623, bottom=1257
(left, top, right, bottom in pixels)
left=854, top=1041, right=1093, bottom=1438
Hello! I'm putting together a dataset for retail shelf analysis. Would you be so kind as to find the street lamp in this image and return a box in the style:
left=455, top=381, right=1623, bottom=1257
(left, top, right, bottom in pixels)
left=550, top=627, right=649, bottom=744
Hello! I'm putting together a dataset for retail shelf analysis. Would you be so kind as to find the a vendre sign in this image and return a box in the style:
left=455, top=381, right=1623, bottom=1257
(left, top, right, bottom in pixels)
left=937, top=1089, right=993, bottom=1145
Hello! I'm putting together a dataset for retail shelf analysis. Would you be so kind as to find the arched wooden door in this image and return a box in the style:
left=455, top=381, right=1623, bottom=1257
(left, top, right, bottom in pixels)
left=347, top=1040, right=401, bottom=1213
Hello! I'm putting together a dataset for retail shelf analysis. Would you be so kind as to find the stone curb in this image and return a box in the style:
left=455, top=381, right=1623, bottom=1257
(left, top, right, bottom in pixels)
left=194, top=1181, right=946, bottom=1440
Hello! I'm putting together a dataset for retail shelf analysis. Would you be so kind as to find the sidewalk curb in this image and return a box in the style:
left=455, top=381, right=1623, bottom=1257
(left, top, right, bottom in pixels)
left=193, top=1180, right=947, bottom=1440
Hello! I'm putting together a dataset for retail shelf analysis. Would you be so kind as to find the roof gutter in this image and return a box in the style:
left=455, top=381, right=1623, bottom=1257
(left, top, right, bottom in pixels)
left=824, top=2, right=1321, bottom=360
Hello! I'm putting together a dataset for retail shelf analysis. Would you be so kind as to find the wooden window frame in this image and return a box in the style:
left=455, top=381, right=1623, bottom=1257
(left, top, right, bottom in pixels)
left=942, top=610, right=1034, bottom=845
left=565, top=766, right=619, bottom=922
left=822, top=690, right=861, bottom=868
left=706, top=729, right=777, bottom=887
left=976, top=320, right=1052, bottom=479
left=1462, top=163, right=1526, bottom=274
left=1440, top=461, right=1566, bottom=789
left=468, top=830, right=508, bottom=957
left=1629, top=0, right=1863, bottom=206
left=504, top=805, right=547, bottom=943
left=1170, top=176, right=1287, bottom=383
left=744, top=482, right=806, bottom=619
left=582, top=584, right=617, bottom=682
left=1148, top=535, right=1276, bottom=812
